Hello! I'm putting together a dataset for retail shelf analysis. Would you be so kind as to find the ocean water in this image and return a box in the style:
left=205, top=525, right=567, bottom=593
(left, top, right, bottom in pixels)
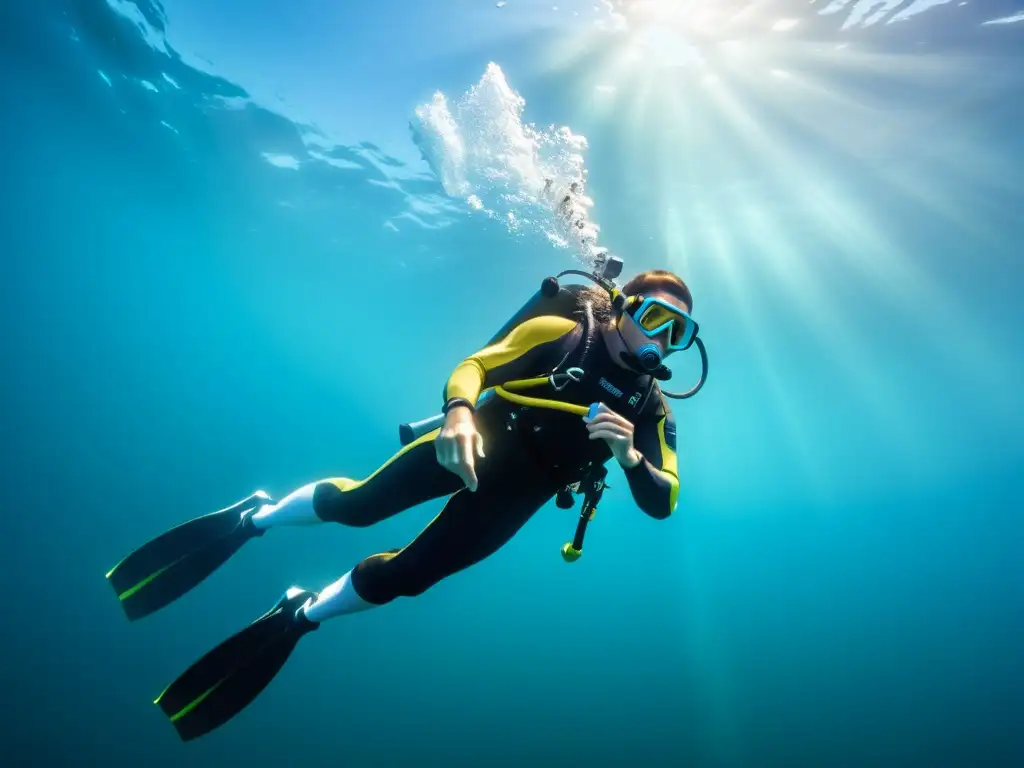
left=1, top=1, right=1022, bottom=765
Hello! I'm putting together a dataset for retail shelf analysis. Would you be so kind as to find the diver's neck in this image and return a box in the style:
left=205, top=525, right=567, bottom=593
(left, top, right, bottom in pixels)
left=600, top=324, right=637, bottom=372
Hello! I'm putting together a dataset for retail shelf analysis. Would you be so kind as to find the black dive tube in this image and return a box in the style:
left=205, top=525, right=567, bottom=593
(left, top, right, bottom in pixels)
left=662, top=336, right=708, bottom=400
left=559, top=464, right=608, bottom=562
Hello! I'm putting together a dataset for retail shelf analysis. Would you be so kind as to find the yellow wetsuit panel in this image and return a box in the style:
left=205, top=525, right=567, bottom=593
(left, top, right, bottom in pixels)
left=443, top=315, right=578, bottom=406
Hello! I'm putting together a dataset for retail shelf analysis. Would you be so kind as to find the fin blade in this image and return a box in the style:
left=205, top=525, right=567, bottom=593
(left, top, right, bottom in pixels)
left=172, top=636, right=300, bottom=742
left=106, top=493, right=271, bottom=620
left=107, top=510, right=238, bottom=594
left=156, top=605, right=288, bottom=717
left=156, top=590, right=313, bottom=741
left=117, top=531, right=253, bottom=621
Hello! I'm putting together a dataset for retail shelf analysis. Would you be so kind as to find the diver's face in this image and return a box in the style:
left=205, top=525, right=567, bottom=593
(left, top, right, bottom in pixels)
left=618, top=290, right=692, bottom=361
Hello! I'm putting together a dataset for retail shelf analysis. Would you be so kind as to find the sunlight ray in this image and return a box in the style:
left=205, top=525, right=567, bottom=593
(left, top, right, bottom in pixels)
left=525, top=1, right=1021, bottom=443
left=637, top=93, right=828, bottom=496
left=638, top=63, right=1015, bottom=466
left=692, top=203, right=827, bottom=502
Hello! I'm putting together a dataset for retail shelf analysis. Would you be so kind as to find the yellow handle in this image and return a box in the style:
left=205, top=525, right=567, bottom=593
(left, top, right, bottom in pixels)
left=561, top=543, right=582, bottom=562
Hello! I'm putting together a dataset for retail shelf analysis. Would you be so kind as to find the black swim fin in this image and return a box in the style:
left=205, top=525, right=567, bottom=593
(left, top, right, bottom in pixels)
left=106, top=491, right=271, bottom=621
left=155, top=587, right=320, bottom=741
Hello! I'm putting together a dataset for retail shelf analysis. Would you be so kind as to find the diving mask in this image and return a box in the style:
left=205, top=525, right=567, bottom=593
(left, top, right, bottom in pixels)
left=625, top=295, right=699, bottom=351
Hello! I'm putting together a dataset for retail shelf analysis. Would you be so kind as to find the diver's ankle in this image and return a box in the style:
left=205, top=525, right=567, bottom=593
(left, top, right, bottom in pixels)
left=303, top=570, right=375, bottom=622
left=251, top=482, right=321, bottom=530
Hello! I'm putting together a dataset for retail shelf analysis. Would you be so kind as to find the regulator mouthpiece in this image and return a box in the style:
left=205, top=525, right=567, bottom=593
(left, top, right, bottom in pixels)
left=635, top=343, right=663, bottom=372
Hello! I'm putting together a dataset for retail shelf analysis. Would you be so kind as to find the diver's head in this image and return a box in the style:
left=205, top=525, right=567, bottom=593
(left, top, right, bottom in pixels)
left=614, top=269, right=696, bottom=373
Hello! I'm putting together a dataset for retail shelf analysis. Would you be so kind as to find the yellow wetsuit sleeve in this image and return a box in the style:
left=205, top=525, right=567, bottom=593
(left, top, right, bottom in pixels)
left=624, top=398, right=680, bottom=519
left=443, top=315, right=579, bottom=406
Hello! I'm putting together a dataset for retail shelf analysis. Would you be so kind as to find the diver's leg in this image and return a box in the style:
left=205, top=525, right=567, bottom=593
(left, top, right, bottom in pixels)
left=301, top=467, right=558, bottom=621
left=252, top=428, right=461, bottom=531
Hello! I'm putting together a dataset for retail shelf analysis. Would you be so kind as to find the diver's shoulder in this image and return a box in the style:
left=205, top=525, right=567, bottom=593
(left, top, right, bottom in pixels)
left=520, top=314, right=578, bottom=331
left=509, top=314, right=579, bottom=338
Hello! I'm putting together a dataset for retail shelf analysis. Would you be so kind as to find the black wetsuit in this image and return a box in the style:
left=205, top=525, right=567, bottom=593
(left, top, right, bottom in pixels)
left=310, top=314, right=680, bottom=606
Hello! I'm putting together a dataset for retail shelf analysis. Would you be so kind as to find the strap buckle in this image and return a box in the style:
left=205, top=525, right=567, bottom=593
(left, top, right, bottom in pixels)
left=549, top=366, right=585, bottom=391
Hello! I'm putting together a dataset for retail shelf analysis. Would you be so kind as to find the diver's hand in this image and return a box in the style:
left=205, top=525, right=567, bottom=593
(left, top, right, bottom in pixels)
left=584, top=403, right=642, bottom=469
left=436, top=406, right=486, bottom=492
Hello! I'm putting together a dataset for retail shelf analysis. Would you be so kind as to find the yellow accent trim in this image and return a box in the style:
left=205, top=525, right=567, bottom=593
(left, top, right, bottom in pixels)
left=156, top=678, right=225, bottom=720
left=115, top=563, right=174, bottom=602
left=326, top=428, right=441, bottom=495
left=107, top=551, right=194, bottom=603
left=656, top=418, right=680, bottom=514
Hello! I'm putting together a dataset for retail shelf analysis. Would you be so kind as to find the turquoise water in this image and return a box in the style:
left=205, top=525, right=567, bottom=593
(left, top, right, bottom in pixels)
left=2, top=1, right=1022, bottom=765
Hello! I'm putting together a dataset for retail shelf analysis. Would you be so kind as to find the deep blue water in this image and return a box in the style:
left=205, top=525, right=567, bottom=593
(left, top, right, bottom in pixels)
left=1, top=1, right=1022, bottom=766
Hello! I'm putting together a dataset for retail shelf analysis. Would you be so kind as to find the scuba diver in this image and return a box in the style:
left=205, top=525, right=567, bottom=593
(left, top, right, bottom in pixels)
left=106, top=255, right=708, bottom=742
